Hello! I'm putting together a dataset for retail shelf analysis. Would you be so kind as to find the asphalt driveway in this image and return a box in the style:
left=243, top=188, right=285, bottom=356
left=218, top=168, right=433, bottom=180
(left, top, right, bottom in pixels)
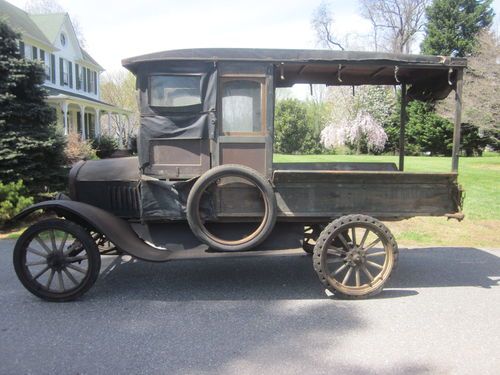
left=0, top=239, right=499, bottom=375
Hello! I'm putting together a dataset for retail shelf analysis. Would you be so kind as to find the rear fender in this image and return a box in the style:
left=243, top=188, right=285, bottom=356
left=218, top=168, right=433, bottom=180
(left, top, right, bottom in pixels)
left=11, top=200, right=173, bottom=262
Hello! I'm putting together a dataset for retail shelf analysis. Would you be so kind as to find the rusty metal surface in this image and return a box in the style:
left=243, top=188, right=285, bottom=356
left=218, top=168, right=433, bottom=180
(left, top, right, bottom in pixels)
left=12, top=200, right=173, bottom=262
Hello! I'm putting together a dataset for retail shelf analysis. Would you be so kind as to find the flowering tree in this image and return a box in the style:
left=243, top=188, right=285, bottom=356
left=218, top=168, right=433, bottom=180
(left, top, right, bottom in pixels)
left=321, top=112, right=388, bottom=153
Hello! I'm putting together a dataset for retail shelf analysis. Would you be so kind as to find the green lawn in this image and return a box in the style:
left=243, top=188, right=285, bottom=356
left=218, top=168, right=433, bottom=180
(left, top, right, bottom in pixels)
left=274, top=153, right=499, bottom=247
left=274, top=153, right=500, bottom=220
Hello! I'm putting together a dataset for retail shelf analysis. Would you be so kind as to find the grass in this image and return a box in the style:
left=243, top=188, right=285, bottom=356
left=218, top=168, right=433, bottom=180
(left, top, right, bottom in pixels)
left=274, top=153, right=500, bottom=248
left=0, top=227, right=27, bottom=240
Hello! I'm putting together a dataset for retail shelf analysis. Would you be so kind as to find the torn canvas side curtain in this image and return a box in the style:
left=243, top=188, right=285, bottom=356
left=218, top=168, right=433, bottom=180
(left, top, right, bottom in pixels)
left=135, top=61, right=217, bottom=178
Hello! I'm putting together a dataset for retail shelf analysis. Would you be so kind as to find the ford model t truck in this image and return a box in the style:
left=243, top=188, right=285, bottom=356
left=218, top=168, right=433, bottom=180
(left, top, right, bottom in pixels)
left=12, top=49, right=464, bottom=301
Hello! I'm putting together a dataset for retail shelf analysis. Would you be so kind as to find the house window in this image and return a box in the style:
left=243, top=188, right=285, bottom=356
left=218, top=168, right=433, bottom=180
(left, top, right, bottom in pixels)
left=221, top=79, right=265, bottom=134
left=89, top=71, right=95, bottom=93
left=60, top=33, right=66, bottom=47
left=24, top=44, right=32, bottom=59
left=76, top=64, right=82, bottom=90
left=63, top=60, right=69, bottom=85
left=40, top=50, right=51, bottom=81
left=149, top=75, right=202, bottom=108
left=60, top=58, right=69, bottom=86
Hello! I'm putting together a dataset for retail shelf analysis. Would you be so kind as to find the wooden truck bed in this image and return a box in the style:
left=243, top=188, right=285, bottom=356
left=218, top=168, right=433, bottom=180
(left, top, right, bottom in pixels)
left=216, top=163, right=462, bottom=221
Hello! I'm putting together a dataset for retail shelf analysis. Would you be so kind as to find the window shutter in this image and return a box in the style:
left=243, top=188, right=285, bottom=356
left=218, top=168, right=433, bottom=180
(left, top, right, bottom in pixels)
left=32, top=46, right=37, bottom=59
left=75, top=64, right=80, bottom=89
left=93, top=72, right=97, bottom=94
left=51, top=54, right=55, bottom=83
left=69, top=62, right=73, bottom=88
left=19, top=41, right=25, bottom=57
left=83, top=68, right=87, bottom=91
left=59, top=58, right=64, bottom=85
left=87, top=68, right=91, bottom=92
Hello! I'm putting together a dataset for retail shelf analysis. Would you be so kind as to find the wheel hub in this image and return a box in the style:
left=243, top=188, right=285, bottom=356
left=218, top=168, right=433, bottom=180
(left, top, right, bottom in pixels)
left=46, top=252, right=66, bottom=271
left=345, top=248, right=365, bottom=267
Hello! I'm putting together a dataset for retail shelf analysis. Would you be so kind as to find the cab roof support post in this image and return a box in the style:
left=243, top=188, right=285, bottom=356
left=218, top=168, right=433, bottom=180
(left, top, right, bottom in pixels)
left=399, top=83, right=407, bottom=172
left=452, top=69, right=464, bottom=172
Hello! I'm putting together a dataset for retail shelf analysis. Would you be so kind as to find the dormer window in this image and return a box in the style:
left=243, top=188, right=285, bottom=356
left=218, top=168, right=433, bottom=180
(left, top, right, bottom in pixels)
left=60, top=33, right=66, bottom=47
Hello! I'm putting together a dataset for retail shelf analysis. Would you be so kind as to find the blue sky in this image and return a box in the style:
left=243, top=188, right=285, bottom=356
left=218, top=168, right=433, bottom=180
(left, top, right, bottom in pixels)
left=8, top=0, right=500, bottom=73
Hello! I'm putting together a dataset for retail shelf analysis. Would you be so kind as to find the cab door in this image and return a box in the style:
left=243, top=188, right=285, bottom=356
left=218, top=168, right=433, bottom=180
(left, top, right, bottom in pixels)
left=216, top=76, right=271, bottom=177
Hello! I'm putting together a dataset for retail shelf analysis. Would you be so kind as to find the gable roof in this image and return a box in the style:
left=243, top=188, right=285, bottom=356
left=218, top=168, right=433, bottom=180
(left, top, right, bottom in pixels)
left=0, top=0, right=104, bottom=70
left=0, top=0, right=52, bottom=47
left=29, top=12, right=66, bottom=44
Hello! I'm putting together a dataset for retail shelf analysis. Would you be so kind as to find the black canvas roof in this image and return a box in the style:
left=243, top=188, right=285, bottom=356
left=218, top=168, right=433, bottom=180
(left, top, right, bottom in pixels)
left=123, top=48, right=467, bottom=100
left=122, top=48, right=466, bottom=68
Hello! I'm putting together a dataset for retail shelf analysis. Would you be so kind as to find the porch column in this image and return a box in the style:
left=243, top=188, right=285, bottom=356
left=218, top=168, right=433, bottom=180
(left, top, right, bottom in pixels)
left=61, top=102, right=69, bottom=135
left=94, top=108, right=101, bottom=139
left=451, top=69, right=464, bottom=172
left=117, top=113, right=123, bottom=147
left=107, top=111, right=112, bottom=135
left=79, top=104, right=86, bottom=140
left=127, top=115, right=131, bottom=148
left=398, top=83, right=407, bottom=172
left=120, top=113, right=129, bottom=148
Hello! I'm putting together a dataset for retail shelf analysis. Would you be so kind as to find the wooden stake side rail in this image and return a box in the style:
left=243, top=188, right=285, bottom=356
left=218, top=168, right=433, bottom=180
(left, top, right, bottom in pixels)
left=272, top=170, right=461, bottom=220
left=215, top=170, right=462, bottom=221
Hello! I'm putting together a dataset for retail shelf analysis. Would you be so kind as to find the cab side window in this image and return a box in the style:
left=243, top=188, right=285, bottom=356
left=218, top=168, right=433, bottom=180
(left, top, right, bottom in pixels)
left=221, top=79, right=264, bottom=134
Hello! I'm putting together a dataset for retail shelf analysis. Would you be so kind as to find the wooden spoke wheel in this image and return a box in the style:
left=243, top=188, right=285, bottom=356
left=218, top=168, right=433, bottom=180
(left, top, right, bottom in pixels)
left=313, top=214, right=398, bottom=299
left=303, top=225, right=325, bottom=254
left=13, top=219, right=101, bottom=302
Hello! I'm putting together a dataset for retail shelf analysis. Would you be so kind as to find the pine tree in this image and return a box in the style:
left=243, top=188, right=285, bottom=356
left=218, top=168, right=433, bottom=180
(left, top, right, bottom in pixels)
left=421, top=0, right=494, bottom=56
left=0, top=20, right=66, bottom=195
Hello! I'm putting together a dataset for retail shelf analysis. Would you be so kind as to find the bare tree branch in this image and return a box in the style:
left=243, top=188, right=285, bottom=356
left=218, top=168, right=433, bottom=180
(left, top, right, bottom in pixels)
left=359, top=0, right=429, bottom=53
left=311, top=1, right=345, bottom=50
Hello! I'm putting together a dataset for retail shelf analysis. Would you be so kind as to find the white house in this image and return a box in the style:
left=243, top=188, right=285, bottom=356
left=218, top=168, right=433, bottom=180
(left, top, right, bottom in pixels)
left=1, top=0, right=131, bottom=140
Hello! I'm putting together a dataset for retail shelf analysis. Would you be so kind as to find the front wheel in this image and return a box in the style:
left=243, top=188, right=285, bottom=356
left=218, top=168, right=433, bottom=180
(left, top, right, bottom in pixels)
left=13, top=219, right=101, bottom=302
left=313, top=214, right=398, bottom=299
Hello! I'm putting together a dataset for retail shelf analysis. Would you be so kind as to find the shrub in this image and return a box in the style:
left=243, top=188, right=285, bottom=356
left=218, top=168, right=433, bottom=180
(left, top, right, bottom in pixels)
left=128, top=134, right=138, bottom=154
left=0, top=180, right=34, bottom=226
left=0, top=21, right=66, bottom=195
left=92, top=135, right=118, bottom=159
left=461, top=123, right=489, bottom=156
left=275, top=99, right=323, bottom=154
left=64, top=132, right=97, bottom=165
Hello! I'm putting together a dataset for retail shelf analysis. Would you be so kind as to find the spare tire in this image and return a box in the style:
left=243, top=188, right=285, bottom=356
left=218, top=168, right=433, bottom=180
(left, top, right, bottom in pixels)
left=186, top=165, right=277, bottom=251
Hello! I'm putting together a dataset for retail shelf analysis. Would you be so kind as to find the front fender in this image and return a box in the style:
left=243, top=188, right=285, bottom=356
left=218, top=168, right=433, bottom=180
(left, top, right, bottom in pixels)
left=11, top=200, right=173, bottom=262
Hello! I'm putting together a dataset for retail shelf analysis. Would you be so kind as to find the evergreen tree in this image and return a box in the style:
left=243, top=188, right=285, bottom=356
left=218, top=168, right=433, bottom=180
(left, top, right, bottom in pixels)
left=421, top=0, right=494, bottom=56
left=0, top=20, right=66, bottom=195
left=274, top=99, right=322, bottom=154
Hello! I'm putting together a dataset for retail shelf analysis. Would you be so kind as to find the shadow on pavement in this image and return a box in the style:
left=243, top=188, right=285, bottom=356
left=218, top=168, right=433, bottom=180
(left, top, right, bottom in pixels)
left=390, top=247, right=500, bottom=289
left=92, top=247, right=499, bottom=302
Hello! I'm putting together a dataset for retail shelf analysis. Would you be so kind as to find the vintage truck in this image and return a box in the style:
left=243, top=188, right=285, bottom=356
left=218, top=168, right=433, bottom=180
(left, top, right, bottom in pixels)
left=12, top=48, right=465, bottom=301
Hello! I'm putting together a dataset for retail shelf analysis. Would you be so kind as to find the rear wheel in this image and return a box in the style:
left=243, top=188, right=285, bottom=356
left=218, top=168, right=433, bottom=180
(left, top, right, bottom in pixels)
left=313, top=214, right=398, bottom=299
left=303, top=225, right=325, bottom=254
left=13, top=219, right=101, bottom=302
